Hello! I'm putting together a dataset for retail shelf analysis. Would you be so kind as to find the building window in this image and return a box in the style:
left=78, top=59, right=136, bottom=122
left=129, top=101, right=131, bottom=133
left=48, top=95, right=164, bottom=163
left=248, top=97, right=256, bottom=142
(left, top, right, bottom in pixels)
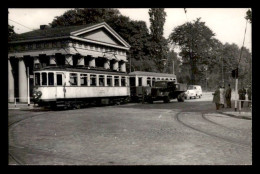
left=114, top=76, right=119, bottom=86
left=48, top=72, right=54, bottom=86
left=80, top=74, right=88, bottom=86
left=28, top=43, right=33, bottom=49
left=107, top=75, right=112, bottom=86
left=69, top=73, right=78, bottom=86
left=35, top=73, right=40, bottom=86
left=121, top=76, right=126, bottom=86
left=52, top=42, right=58, bottom=48
left=44, top=42, right=49, bottom=48
left=157, top=78, right=160, bottom=81
left=99, top=75, right=104, bottom=86
left=138, top=77, right=142, bottom=86
left=42, top=72, right=47, bottom=86
left=57, top=74, right=63, bottom=86
left=90, top=74, right=96, bottom=86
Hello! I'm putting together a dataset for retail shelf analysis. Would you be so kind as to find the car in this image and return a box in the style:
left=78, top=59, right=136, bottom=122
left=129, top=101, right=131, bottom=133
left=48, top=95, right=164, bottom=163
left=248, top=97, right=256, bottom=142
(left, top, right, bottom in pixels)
left=185, top=85, right=202, bottom=99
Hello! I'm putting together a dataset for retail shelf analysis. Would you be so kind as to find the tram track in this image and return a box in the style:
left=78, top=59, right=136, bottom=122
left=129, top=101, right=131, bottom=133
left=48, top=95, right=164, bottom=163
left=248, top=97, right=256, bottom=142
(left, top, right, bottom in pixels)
left=8, top=110, right=55, bottom=165
left=174, top=111, right=251, bottom=149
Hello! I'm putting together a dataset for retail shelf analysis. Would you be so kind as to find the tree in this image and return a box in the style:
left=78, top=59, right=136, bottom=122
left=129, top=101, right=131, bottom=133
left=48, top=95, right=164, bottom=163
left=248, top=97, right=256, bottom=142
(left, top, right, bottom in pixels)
left=148, top=8, right=168, bottom=72
left=245, top=9, right=252, bottom=23
left=168, top=18, right=217, bottom=85
left=50, top=8, right=120, bottom=27
left=8, top=24, right=16, bottom=42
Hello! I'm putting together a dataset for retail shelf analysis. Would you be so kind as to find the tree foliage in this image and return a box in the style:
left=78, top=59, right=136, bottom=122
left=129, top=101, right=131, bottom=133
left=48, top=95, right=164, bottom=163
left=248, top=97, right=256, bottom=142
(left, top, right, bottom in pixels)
left=168, top=18, right=216, bottom=84
left=168, top=18, right=252, bottom=90
left=245, top=9, right=252, bottom=23
left=148, top=8, right=168, bottom=72
left=8, top=24, right=16, bottom=42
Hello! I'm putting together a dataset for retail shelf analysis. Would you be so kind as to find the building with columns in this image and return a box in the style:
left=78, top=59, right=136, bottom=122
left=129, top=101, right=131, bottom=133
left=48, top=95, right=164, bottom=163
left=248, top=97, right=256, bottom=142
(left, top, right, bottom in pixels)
left=8, top=22, right=131, bottom=102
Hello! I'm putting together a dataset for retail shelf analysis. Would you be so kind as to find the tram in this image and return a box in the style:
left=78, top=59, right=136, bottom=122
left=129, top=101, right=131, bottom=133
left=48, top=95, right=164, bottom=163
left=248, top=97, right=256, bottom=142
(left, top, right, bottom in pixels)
left=33, top=66, right=130, bottom=108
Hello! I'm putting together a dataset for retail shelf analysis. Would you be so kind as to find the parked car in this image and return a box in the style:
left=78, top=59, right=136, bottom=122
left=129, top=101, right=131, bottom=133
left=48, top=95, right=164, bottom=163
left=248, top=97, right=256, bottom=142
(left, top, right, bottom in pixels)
left=185, top=85, right=202, bottom=99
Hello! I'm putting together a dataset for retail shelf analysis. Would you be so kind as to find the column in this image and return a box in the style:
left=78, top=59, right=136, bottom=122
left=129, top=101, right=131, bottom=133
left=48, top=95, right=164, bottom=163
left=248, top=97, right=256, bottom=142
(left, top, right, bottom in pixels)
left=8, top=59, right=15, bottom=102
left=49, top=55, right=56, bottom=65
left=104, top=59, right=110, bottom=69
left=120, top=61, right=126, bottom=72
left=65, top=55, right=73, bottom=66
left=18, top=58, right=28, bottom=102
left=112, top=60, right=119, bottom=71
left=89, top=57, right=96, bottom=67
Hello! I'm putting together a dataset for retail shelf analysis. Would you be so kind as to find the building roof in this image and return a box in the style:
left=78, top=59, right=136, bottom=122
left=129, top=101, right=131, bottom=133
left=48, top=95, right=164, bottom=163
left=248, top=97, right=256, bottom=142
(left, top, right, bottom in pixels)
left=10, top=23, right=97, bottom=42
left=128, top=71, right=176, bottom=78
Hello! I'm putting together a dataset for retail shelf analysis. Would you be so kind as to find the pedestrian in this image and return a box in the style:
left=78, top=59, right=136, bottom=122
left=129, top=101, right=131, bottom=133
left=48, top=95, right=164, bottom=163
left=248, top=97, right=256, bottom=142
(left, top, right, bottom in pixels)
left=225, top=84, right=232, bottom=108
left=219, top=85, right=225, bottom=108
left=238, top=86, right=246, bottom=108
left=247, top=84, right=252, bottom=107
left=213, top=85, right=221, bottom=110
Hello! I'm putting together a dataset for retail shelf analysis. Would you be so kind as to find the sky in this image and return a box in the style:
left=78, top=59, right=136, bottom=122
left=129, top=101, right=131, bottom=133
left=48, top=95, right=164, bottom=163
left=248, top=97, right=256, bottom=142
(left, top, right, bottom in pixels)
left=8, top=8, right=252, bottom=52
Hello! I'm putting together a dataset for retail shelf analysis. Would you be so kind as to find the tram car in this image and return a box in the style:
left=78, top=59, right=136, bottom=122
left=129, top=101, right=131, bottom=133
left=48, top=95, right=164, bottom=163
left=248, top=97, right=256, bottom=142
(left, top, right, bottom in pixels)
left=32, top=66, right=130, bottom=108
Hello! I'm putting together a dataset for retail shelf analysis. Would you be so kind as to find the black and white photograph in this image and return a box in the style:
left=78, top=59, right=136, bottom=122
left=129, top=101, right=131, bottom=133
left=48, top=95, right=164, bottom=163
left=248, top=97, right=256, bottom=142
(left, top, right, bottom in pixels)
left=8, top=8, right=252, bottom=165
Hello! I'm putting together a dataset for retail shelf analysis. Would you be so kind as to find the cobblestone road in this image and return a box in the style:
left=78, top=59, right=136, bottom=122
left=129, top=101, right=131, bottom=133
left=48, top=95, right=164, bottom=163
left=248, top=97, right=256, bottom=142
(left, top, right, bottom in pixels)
left=8, top=96, right=252, bottom=165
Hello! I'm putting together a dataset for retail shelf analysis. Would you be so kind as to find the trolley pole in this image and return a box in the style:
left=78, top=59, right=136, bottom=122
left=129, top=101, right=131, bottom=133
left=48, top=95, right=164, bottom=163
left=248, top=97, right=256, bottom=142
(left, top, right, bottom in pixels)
left=27, top=67, right=30, bottom=106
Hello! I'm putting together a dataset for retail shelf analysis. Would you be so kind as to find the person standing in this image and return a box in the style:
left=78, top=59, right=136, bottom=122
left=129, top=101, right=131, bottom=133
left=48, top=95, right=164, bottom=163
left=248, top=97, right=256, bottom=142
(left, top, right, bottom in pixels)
left=247, top=84, right=252, bottom=107
left=238, top=86, right=246, bottom=108
left=219, top=86, right=225, bottom=108
left=225, top=84, right=232, bottom=108
left=213, top=85, right=221, bottom=110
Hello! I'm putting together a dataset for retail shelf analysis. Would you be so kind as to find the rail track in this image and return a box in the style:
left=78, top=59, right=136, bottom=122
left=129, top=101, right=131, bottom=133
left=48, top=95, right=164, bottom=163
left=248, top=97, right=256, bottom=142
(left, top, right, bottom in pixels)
left=174, top=111, right=251, bottom=149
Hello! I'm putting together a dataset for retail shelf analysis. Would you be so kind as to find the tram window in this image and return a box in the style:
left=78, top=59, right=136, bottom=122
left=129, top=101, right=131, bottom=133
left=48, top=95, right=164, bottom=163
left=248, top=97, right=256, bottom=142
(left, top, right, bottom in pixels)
left=80, top=74, right=88, bottom=86
left=157, top=78, right=160, bottom=81
left=121, top=76, right=126, bottom=86
left=114, top=76, right=119, bottom=86
left=48, top=73, right=54, bottom=86
left=57, top=74, right=63, bottom=86
left=35, top=73, right=40, bottom=86
left=130, top=77, right=136, bottom=87
left=147, top=77, right=151, bottom=87
left=152, top=78, right=156, bottom=87
left=90, top=74, right=96, bottom=86
left=138, top=77, right=142, bottom=86
left=99, top=75, right=104, bottom=86
left=42, top=72, right=47, bottom=86
left=107, top=76, right=112, bottom=86
left=69, top=73, right=78, bottom=86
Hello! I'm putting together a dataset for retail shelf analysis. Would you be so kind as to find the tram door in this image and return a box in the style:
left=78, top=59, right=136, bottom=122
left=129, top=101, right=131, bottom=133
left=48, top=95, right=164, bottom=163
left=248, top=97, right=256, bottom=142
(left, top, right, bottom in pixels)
left=56, top=73, right=65, bottom=99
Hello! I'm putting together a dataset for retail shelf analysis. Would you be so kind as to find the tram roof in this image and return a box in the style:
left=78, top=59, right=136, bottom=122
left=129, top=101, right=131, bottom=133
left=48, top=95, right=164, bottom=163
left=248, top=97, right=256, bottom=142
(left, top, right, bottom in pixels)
left=128, top=71, right=176, bottom=78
